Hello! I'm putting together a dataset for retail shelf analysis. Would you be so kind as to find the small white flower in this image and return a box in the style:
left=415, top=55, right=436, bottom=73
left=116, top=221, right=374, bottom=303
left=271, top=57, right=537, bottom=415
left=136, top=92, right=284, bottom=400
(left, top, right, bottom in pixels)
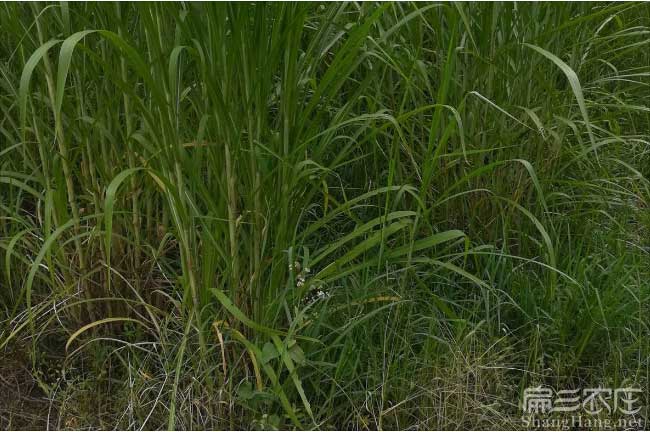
left=315, top=289, right=330, bottom=299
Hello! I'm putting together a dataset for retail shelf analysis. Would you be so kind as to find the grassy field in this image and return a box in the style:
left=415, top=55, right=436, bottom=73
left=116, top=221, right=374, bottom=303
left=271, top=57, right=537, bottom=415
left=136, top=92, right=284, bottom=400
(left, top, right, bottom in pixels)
left=1, top=2, right=649, bottom=429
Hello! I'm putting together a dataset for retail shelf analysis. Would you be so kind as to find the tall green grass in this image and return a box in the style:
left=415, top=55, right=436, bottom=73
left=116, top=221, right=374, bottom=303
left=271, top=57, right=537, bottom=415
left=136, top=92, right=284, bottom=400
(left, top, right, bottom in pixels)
left=1, top=2, right=649, bottom=429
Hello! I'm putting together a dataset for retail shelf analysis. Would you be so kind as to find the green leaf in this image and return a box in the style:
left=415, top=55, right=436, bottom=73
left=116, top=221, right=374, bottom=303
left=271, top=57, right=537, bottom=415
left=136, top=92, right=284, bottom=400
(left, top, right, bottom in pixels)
left=289, top=343, right=306, bottom=366
left=104, top=168, right=143, bottom=284
left=66, top=317, right=148, bottom=352
left=261, top=342, right=280, bottom=364
left=211, top=288, right=283, bottom=336
left=19, top=39, right=61, bottom=130
left=524, top=43, right=596, bottom=149
left=236, top=381, right=255, bottom=401
left=56, top=30, right=95, bottom=119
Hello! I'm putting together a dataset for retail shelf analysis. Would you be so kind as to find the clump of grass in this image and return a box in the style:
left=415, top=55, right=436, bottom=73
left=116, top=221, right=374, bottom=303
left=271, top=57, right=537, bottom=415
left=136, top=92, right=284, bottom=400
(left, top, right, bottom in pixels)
left=1, top=2, right=649, bottom=429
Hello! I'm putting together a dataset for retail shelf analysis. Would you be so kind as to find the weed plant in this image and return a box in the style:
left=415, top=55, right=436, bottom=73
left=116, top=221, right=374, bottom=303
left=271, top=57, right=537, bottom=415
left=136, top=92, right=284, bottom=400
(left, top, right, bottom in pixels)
left=1, top=2, right=649, bottom=429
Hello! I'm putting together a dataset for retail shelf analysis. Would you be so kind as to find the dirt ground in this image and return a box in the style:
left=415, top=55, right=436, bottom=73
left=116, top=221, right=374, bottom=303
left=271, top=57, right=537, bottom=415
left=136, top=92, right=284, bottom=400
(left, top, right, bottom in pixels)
left=0, top=345, right=54, bottom=430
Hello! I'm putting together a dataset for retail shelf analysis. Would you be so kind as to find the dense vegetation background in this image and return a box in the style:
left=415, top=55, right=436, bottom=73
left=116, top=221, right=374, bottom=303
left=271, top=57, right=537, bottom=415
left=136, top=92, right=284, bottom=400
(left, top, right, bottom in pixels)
left=1, top=2, right=649, bottom=429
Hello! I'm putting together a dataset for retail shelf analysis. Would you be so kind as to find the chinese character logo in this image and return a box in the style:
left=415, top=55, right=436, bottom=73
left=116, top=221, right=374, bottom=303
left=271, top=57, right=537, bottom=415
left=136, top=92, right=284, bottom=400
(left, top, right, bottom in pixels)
left=523, top=386, right=553, bottom=414
left=583, top=387, right=612, bottom=414
left=552, top=388, right=581, bottom=412
left=522, top=386, right=643, bottom=416
left=615, top=388, right=642, bottom=415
